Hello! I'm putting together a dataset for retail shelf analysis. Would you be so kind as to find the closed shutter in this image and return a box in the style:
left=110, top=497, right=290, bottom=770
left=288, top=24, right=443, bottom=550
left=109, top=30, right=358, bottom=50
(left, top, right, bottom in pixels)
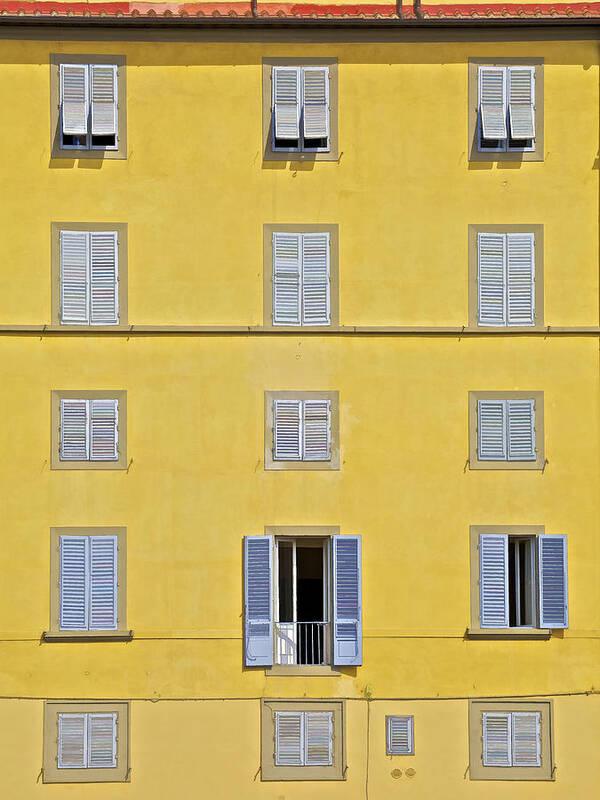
left=90, top=231, right=119, bottom=325
left=478, top=233, right=506, bottom=326
left=301, top=233, right=330, bottom=326
left=273, top=399, right=302, bottom=460
left=60, top=231, right=89, bottom=324
left=60, top=399, right=89, bottom=461
left=479, top=66, right=507, bottom=140
left=90, top=399, right=118, bottom=461
left=243, top=535, right=273, bottom=666
left=387, top=716, right=414, bottom=755
left=275, top=711, right=303, bottom=766
left=482, top=712, right=511, bottom=767
left=506, top=233, right=535, bottom=326
left=477, top=399, right=507, bottom=461
left=332, top=535, right=362, bottom=666
left=305, top=712, right=333, bottom=766
left=90, top=64, right=117, bottom=137
left=512, top=712, right=541, bottom=766
left=538, top=534, right=568, bottom=628
left=272, top=67, right=300, bottom=140
left=88, top=713, right=117, bottom=768
left=479, top=534, right=509, bottom=628
left=508, top=67, right=535, bottom=140
left=58, top=713, right=87, bottom=768
left=60, top=63, right=88, bottom=136
left=273, top=233, right=301, bottom=326
left=60, top=536, right=88, bottom=630
left=302, top=67, right=329, bottom=141
left=507, top=399, right=535, bottom=461
left=90, top=536, right=118, bottom=630
left=303, top=400, right=331, bottom=461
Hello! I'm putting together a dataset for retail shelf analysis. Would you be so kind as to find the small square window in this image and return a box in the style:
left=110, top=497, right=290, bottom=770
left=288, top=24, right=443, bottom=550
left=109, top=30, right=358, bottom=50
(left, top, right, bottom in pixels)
left=386, top=716, right=414, bottom=755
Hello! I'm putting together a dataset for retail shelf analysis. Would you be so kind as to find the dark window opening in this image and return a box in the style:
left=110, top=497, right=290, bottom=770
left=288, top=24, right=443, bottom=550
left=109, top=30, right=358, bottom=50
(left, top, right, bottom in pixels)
left=62, top=133, right=87, bottom=148
left=92, top=134, right=116, bottom=148
left=508, top=537, right=535, bottom=627
left=303, top=137, right=328, bottom=150
left=508, top=136, right=533, bottom=149
left=274, top=137, right=299, bottom=150
left=480, top=136, right=502, bottom=150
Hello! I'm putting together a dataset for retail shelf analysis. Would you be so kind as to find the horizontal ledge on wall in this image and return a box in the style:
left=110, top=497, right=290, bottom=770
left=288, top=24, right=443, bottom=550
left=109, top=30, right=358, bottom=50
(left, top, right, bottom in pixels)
left=465, top=628, right=552, bottom=641
left=42, top=630, right=134, bottom=643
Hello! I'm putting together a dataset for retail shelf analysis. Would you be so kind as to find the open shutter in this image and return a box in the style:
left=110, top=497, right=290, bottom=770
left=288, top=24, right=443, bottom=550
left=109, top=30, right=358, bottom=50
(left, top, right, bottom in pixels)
left=305, top=712, right=333, bottom=766
left=303, top=400, right=331, bottom=461
left=507, top=399, right=536, bottom=461
left=301, top=233, right=330, bottom=326
left=90, top=64, right=117, bottom=136
left=275, top=711, right=303, bottom=765
left=387, top=716, right=414, bottom=755
left=538, top=534, right=568, bottom=628
left=60, top=230, right=89, bottom=324
left=273, top=399, right=302, bottom=460
left=243, top=535, right=273, bottom=667
left=478, top=233, right=506, bottom=326
left=90, top=536, right=118, bottom=630
left=479, top=534, right=509, bottom=628
left=507, top=233, right=535, bottom=326
left=508, top=67, right=535, bottom=140
left=90, top=231, right=119, bottom=325
left=88, top=713, right=117, bottom=768
left=482, top=712, right=511, bottom=767
left=479, top=66, right=507, bottom=140
left=477, top=399, right=507, bottom=461
left=512, top=712, right=541, bottom=766
left=58, top=713, right=87, bottom=768
left=272, top=67, right=300, bottom=140
left=90, top=399, right=118, bottom=461
left=332, top=535, right=362, bottom=666
left=60, top=536, right=88, bottom=630
left=302, top=66, right=329, bottom=141
left=60, top=399, right=89, bottom=461
left=61, top=63, right=88, bottom=136
left=273, top=232, right=301, bottom=325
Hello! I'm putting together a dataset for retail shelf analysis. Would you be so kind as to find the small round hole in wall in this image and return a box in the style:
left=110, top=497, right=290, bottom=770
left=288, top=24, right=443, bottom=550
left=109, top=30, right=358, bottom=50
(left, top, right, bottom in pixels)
left=391, top=768, right=402, bottom=779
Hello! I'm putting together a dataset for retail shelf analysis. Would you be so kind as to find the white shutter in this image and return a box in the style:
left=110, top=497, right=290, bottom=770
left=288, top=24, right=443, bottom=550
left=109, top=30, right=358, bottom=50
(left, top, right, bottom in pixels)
left=478, top=233, right=506, bottom=326
left=479, top=66, right=507, bottom=139
left=507, top=399, right=536, bottom=461
left=275, top=711, right=303, bottom=766
left=512, top=712, right=541, bottom=766
left=243, top=535, right=274, bottom=667
left=482, top=712, right=511, bottom=767
left=386, top=716, right=414, bottom=755
left=90, top=536, right=118, bottom=630
left=273, top=67, right=300, bottom=140
left=60, top=231, right=89, bottom=324
left=273, top=233, right=301, bottom=326
left=90, top=231, right=119, bottom=325
left=301, top=233, right=330, bottom=326
left=59, top=536, right=88, bottom=630
left=302, top=66, right=329, bottom=141
left=90, top=399, right=118, bottom=461
left=477, top=399, right=507, bottom=461
left=273, top=399, right=302, bottom=460
left=61, top=64, right=89, bottom=136
left=305, top=712, right=333, bottom=766
left=90, top=64, right=117, bottom=136
left=506, top=233, right=535, bottom=326
left=302, top=400, right=331, bottom=461
left=88, top=713, right=117, bottom=768
left=508, top=67, right=535, bottom=140
left=58, top=713, right=87, bottom=768
left=332, top=535, right=362, bottom=666
left=479, top=534, right=509, bottom=628
left=60, top=399, right=89, bottom=461
left=538, top=534, right=568, bottom=628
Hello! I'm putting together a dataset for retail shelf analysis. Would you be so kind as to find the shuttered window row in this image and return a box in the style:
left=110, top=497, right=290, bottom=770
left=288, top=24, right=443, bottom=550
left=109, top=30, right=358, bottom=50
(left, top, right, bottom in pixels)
left=59, top=535, right=118, bottom=631
left=482, top=711, right=541, bottom=767
left=60, top=398, right=119, bottom=462
left=386, top=716, right=414, bottom=755
left=273, top=399, right=331, bottom=461
left=479, top=66, right=535, bottom=150
left=272, top=66, right=330, bottom=151
left=478, top=232, right=535, bottom=327
left=273, top=232, right=330, bottom=326
left=60, top=230, right=119, bottom=325
left=58, top=712, right=117, bottom=769
left=477, top=398, right=536, bottom=461
left=60, top=63, right=118, bottom=144
left=275, top=711, right=333, bottom=766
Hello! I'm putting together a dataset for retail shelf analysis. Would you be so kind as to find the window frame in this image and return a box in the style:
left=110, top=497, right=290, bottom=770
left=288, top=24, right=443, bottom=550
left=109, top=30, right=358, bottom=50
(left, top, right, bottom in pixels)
left=386, top=715, right=415, bottom=756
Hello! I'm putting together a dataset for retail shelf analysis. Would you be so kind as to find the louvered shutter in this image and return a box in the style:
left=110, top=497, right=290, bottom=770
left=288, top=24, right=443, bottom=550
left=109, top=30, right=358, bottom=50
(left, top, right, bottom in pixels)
left=60, top=231, right=89, bottom=324
left=507, top=234, right=535, bottom=326
left=478, top=233, right=506, bottom=326
left=90, top=64, right=117, bottom=137
left=538, top=534, right=568, bottom=628
left=507, top=399, right=536, bottom=461
left=305, top=712, right=333, bottom=766
left=508, top=67, right=535, bottom=140
left=58, top=713, right=87, bottom=768
left=60, top=536, right=88, bottom=630
left=386, top=716, right=414, bottom=755
left=60, top=399, right=89, bottom=461
left=482, top=712, right=511, bottom=767
left=273, top=399, right=302, bottom=460
left=90, top=399, right=118, bottom=461
left=275, top=711, right=303, bottom=765
left=90, top=231, right=119, bottom=325
left=479, top=534, right=509, bottom=628
left=90, top=536, right=118, bottom=630
left=301, top=233, right=330, bottom=326
left=303, top=400, right=331, bottom=461
left=512, top=712, right=541, bottom=766
left=273, top=233, right=301, bottom=325
left=479, top=66, right=507, bottom=140
left=477, top=399, right=507, bottom=461
left=88, top=713, right=117, bottom=768
left=332, top=535, right=362, bottom=666
left=302, top=67, right=329, bottom=141
left=61, top=64, right=89, bottom=136
left=273, top=67, right=300, bottom=140
left=243, top=535, right=273, bottom=666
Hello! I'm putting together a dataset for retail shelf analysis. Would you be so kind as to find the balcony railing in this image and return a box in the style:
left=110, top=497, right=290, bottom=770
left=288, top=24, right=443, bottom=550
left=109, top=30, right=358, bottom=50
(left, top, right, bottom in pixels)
left=275, top=621, right=330, bottom=666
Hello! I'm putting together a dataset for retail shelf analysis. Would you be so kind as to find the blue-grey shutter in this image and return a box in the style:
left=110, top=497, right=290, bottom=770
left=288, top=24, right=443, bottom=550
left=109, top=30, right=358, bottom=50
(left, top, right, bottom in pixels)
left=90, top=399, right=119, bottom=461
left=60, top=63, right=88, bottom=136
left=90, top=64, right=117, bottom=137
left=538, top=534, right=568, bottom=628
left=478, top=232, right=506, bottom=326
left=302, top=66, right=329, bottom=141
left=302, top=399, right=330, bottom=461
left=301, top=233, right=330, bottom=326
left=507, top=399, right=536, bottom=461
left=90, top=231, right=119, bottom=325
left=60, top=535, right=88, bottom=630
left=88, top=713, right=117, bottom=768
left=272, top=67, right=300, bottom=140
left=386, top=716, right=414, bottom=755
left=512, top=712, right=541, bottom=766
left=305, top=712, right=333, bottom=766
left=332, top=535, right=362, bottom=666
left=508, top=67, right=535, bottom=140
left=60, top=399, right=89, bottom=461
left=273, top=233, right=301, bottom=326
left=90, top=536, right=118, bottom=630
left=479, top=66, right=507, bottom=140
left=58, top=713, right=87, bottom=768
left=479, top=534, right=509, bottom=628
left=506, top=233, right=535, bottom=326
left=275, top=711, right=303, bottom=765
left=60, top=230, right=89, bottom=324
left=243, top=535, right=273, bottom=666
left=477, top=399, right=507, bottom=461
left=482, top=712, right=511, bottom=767
left=273, top=399, right=302, bottom=460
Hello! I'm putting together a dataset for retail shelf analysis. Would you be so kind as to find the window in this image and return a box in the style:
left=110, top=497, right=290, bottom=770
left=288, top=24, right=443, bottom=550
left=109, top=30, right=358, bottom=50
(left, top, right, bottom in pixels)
left=469, top=700, right=553, bottom=780
left=43, top=701, right=129, bottom=783
left=386, top=716, right=414, bottom=755
left=51, top=390, right=127, bottom=470
left=468, top=391, right=544, bottom=470
left=276, top=711, right=332, bottom=765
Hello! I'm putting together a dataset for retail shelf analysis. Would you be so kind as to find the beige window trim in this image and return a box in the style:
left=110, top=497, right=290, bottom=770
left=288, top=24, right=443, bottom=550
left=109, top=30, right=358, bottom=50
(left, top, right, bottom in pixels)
left=50, top=54, right=126, bottom=160
left=261, top=699, right=345, bottom=781
left=43, top=701, right=130, bottom=783
left=262, top=57, right=338, bottom=162
left=468, top=390, right=545, bottom=470
left=469, top=700, right=554, bottom=781
left=50, top=222, right=128, bottom=329
left=51, top=390, right=127, bottom=470
left=264, top=390, right=340, bottom=471
left=468, top=58, right=544, bottom=163
left=467, top=224, right=544, bottom=330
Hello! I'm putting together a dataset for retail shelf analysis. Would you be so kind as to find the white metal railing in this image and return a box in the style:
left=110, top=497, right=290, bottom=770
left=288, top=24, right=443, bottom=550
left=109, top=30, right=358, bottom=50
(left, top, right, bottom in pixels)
left=275, top=622, right=330, bottom=666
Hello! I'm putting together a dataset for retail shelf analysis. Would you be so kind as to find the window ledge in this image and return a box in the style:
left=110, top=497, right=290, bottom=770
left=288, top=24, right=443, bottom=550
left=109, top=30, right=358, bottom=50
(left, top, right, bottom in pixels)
left=42, top=630, right=133, bottom=642
left=265, top=665, right=341, bottom=677
left=466, top=628, right=551, bottom=641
